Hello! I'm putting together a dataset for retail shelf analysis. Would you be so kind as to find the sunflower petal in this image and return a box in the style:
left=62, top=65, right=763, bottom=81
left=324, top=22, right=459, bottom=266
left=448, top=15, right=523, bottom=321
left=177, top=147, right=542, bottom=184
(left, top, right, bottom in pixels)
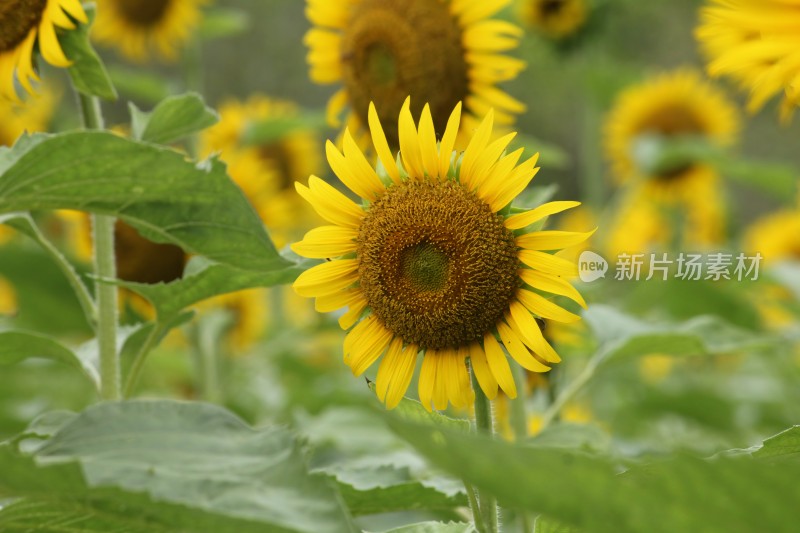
left=439, top=102, right=463, bottom=178
left=517, top=289, right=581, bottom=323
left=419, top=352, right=437, bottom=412
left=497, top=321, right=550, bottom=372
left=505, top=201, right=582, bottom=230
left=483, top=332, right=517, bottom=398
left=507, top=301, right=561, bottom=363
left=291, top=226, right=358, bottom=258
left=386, top=344, right=419, bottom=409
left=516, top=230, right=596, bottom=251
left=368, top=102, right=401, bottom=183
left=519, top=269, right=587, bottom=309
left=296, top=176, right=364, bottom=229
left=293, top=259, right=358, bottom=297
left=469, top=342, right=498, bottom=400
left=399, top=97, right=425, bottom=179
left=418, top=104, right=440, bottom=179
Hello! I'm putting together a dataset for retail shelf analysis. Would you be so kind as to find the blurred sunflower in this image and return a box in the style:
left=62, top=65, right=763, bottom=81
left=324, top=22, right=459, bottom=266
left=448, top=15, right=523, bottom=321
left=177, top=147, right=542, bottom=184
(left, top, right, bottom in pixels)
left=292, top=98, right=593, bottom=410
left=604, top=70, right=737, bottom=250
left=194, top=289, right=267, bottom=352
left=305, top=0, right=526, bottom=148
left=0, top=275, right=17, bottom=316
left=697, top=0, right=800, bottom=122
left=201, top=95, right=323, bottom=248
left=517, top=0, right=588, bottom=40
left=93, top=0, right=208, bottom=62
left=0, top=0, right=86, bottom=100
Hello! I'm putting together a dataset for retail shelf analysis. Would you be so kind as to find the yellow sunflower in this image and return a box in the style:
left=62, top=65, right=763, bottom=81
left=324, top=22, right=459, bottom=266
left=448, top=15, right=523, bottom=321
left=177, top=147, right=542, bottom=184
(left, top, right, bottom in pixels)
left=0, top=0, right=86, bottom=100
left=291, top=98, right=593, bottom=410
left=305, top=0, right=526, bottom=149
left=517, top=0, right=588, bottom=40
left=93, top=0, right=208, bottom=62
left=697, top=0, right=800, bottom=121
left=605, top=69, right=739, bottom=197
left=0, top=275, right=17, bottom=316
left=744, top=209, right=800, bottom=262
left=201, top=95, right=323, bottom=248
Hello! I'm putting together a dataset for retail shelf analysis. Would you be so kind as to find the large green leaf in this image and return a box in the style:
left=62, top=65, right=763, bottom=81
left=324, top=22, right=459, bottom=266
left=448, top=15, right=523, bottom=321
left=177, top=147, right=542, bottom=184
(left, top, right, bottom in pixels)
left=0, top=132, right=287, bottom=272
left=383, top=416, right=800, bottom=533
left=129, top=93, right=219, bottom=145
left=751, top=426, right=800, bottom=460
left=0, top=400, right=356, bottom=533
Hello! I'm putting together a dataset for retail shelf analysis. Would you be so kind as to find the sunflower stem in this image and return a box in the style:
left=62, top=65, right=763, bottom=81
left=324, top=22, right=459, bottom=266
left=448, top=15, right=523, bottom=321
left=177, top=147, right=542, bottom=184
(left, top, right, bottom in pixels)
left=472, top=368, right=499, bottom=533
left=123, top=322, right=164, bottom=398
left=464, top=481, right=487, bottom=533
left=77, top=92, right=120, bottom=401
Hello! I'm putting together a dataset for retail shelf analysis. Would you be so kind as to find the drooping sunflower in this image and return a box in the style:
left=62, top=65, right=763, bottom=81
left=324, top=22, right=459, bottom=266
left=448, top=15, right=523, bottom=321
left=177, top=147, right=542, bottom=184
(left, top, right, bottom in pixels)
left=0, top=0, right=86, bottom=100
left=517, top=0, right=588, bottom=40
left=92, top=0, right=208, bottom=62
left=292, top=99, right=592, bottom=410
left=305, top=0, right=526, bottom=148
left=696, top=0, right=800, bottom=122
left=201, top=95, right=323, bottom=248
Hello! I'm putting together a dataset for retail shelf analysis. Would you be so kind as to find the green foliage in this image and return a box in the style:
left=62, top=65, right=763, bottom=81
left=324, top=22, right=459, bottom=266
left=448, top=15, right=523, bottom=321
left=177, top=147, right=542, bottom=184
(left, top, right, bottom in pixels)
left=0, top=401, right=357, bottom=533
left=0, top=131, right=286, bottom=272
left=0, top=332, right=98, bottom=389
left=59, top=6, right=117, bottom=101
left=129, top=93, right=219, bottom=144
left=383, top=414, right=800, bottom=533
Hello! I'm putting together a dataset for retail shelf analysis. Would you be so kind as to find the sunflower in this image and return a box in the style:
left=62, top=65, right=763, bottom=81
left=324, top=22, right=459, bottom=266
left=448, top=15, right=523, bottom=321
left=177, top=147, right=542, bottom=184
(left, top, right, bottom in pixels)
left=605, top=69, right=739, bottom=197
left=744, top=209, right=800, bottom=262
left=305, top=0, right=526, bottom=149
left=0, top=275, right=17, bottom=316
left=517, top=0, right=588, bottom=40
left=697, top=0, right=800, bottom=121
left=291, top=99, right=592, bottom=410
left=201, top=95, right=323, bottom=248
left=0, top=0, right=86, bottom=100
left=92, top=0, right=208, bottom=62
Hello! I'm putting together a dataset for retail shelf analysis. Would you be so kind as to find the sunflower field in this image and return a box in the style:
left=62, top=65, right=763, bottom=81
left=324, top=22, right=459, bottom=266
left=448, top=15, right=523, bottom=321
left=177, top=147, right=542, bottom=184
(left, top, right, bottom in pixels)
left=1, top=0, right=800, bottom=531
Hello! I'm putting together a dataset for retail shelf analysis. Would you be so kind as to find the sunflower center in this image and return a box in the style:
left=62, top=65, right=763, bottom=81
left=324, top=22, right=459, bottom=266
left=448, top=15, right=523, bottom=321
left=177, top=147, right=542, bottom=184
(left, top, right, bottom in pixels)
left=357, top=181, right=519, bottom=350
left=643, top=106, right=704, bottom=180
left=0, top=0, right=47, bottom=52
left=540, top=0, right=565, bottom=17
left=114, top=221, right=185, bottom=284
left=115, top=0, right=171, bottom=27
left=402, top=242, right=450, bottom=292
left=341, top=0, right=469, bottom=148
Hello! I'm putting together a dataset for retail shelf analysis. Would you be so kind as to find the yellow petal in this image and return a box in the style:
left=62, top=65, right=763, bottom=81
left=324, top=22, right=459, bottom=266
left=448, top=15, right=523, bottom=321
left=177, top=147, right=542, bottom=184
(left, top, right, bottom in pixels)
left=507, top=301, right=561, bottom=363
left=386, top=344, right=419, bottom=409
left=326, top=139, right=382, bottom=201
left=433, top=351, right=449, bottom=411
left=505, top=201, right=582, bottom=230
left=483, top=332, right=517, bottom=398
left=516, top=230, right=596, bottom=251
left=296, top=176, right=364, bottom=229
left=339, top=298, right=368, bottom=330
left=293, top=259, right=358, bottom=298
left=469, top=342, right=498, bottom=400
left=477, top=148, right=524, bottom=206
left=497, top=321, right=551, bottom=373
left=439, top=102, right=462, bottom=178
left=291, top=226, right=358, bottom=259
left=519, top=250, right=578, bottom=277
left=315, top=288, right=363, bottom=313
left=326, top=88, right=348, bottom=128
left=460, top=110, right=494, bottom=189
left=419, top=352, right=437, bottom=412
left=346, top=318, right=393, bottom=375
left=368, top=102, right=401, bottom=183
left=38, top=21, right=71, bottom=67
left=519, top=269, right=587, bottom=309
left=399, top=97, right=425, bottom=179
left=376, top=337, right=405, bottom=403
left=517, top=289, right=581, bottom=323
left=417, top=104, right=441, bottom=179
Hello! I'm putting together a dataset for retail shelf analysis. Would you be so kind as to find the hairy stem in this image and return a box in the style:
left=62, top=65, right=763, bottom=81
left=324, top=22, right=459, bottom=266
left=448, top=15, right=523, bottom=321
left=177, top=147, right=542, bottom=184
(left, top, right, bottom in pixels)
left=472, top=367, right=499, bottom=533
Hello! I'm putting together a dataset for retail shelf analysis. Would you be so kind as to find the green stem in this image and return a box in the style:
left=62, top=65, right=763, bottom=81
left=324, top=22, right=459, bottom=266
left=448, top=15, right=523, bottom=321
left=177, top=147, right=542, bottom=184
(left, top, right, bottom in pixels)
left=539, top=355, right=601, bottom=432
left=77, top=92, right=120, bottom=401
left=464, top=481, right=487, bottom=533
left=26, top=219, right=97, bottom=328
left=472, top=367, right=499, bottom=533
left=509, top=364, right=534, bottom=533
left=123, top=323, right=163, bottom=398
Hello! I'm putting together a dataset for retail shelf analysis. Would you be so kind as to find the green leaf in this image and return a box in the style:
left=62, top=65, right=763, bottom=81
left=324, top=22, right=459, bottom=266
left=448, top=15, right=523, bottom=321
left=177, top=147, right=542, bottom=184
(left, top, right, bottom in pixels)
left=130, top=93, right=219, bottom=145
left=383, top=415, right=800, bottom=533
left=322, top=463, right=468, bottom=516
left=533, top=517, right=578, bottom=533
left=373, top=522, right=476, bottom=533
left=583, top=305, right=770, bottom=365
left=199, top=7, right=250, bottom=40
left=107, top=65, right=172, bottom=104
left=117, top=257, right=306, bottom=324
left=751, top=426, right=800, bottom=460
left=241, top=112, right=327, bottom=145
left=0, top=131, right=287, bottom=272
left=1, top=400, right=357, bottom=533
left=0, top=331, right=98, bottom=389
left=59, top=6, right=117, bottom=101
